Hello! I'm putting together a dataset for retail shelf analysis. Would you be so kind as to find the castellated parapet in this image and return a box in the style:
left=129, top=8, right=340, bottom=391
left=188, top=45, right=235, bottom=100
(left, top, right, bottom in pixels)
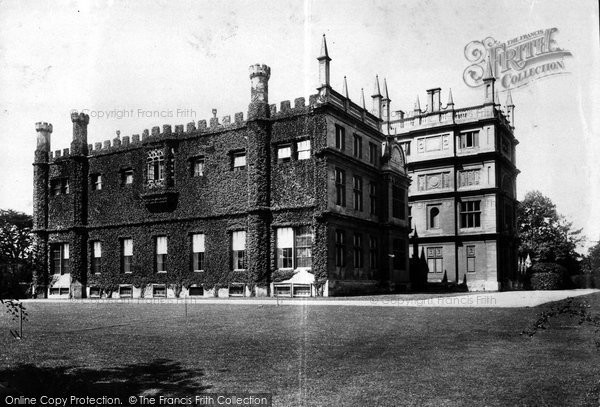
left=48, top=90, right=377, bottom=161
left=32, top=34, right=417, bottom=300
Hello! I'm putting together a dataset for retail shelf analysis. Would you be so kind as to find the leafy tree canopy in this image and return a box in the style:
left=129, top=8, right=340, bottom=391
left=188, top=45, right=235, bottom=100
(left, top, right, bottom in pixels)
left=517, top=191, right=582, bottom=267
left=0, top=209, right=34, bottom=299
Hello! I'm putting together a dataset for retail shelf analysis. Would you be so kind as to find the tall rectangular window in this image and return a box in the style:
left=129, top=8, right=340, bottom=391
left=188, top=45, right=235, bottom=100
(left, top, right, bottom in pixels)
left=91, top=241, right=101, bottom=274
left=427, top=247, right=443, bottom=273
left=297, top=140, right=311, bottom=160
left=295, top=226, right=313, bottom=268
left=369, top=182, right=377, bottom=215
left=276, top=226, right=313, bottom=269
left=369, top=236, right=378, bottom=269
left=147, top=149, right=165, bottom=185
left=466, top=245, right=476, bottom=273
left=459, top=131, right=479, bottom=148
left=335, top=168, right=346, bottom=206
left=427, top=205, right=441, bottom=229
left=335, top=125, right=345, bottom=150
left=192, top=157, right=205, bottom=177
left=335, top=230, right=345, bottom=267
left=393, top=239, right=406, bottom=270
left=460, top=201, right=481, bottom=228
left=369, top=142, right=377, bottom=165
left=91, top=174, right=102, bottom=190
left=156, top=236, right=168, bottom=273
left=353, top=233, right=363, bottom=269
left=353, top=176, right=363, bottom=211
left=122, top=238, right=133, bottom=273
left=353, top=134, right=362, bottom=158
left=392, top=186, right=406, bottom=219
left=51, top=243, right=69, bottom=275
left=192, top=233, right=205, bottom=272
left=232, top=231, right=246, bottom=270
left=277, top=228, right=294, bottom=269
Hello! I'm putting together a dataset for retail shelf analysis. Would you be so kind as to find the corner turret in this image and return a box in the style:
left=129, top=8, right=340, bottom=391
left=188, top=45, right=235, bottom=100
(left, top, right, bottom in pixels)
left=70, top=112, right=89, bottom=156
left=248, top=64, right=271, bottom=120
left=35, top=122, right=53, bottom=162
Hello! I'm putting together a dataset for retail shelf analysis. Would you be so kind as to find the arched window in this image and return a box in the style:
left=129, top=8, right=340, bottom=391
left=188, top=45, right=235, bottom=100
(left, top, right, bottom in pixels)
left=147, top=150, right=165, bottom=186
left=429, top=207, right=440, bottom=229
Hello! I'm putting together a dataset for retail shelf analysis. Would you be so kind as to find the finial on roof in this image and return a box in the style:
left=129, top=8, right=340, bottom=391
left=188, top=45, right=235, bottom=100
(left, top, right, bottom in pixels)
left=382, top=78, right=390, bottom=100
left=506, top=89, right=514, bottom=107
left=342, top=76, right=349, bottom=99
left=483, top=58, right=495, bottom=81
left=318, top=34, right=330, bottom=61
left=372, top=75, right=382, bottom=97
left=360, top=88, right=366, bottom=109
left=414, top=95, right=421, bottom=111
left=447, top=88, right=454, bottom=106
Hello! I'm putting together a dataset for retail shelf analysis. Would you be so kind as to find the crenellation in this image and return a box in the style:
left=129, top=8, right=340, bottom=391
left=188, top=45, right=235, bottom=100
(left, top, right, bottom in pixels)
left=62, top=148, right=70, bottom=157
left=133, top=134, right=141, bottom=143
left=187, top=122, right=196, bottom=132
left=174, top=125, right=184, bottom=134
left=122, top=136, right=130, bottom=146
left=198, top=120, right=207, bottom=130
left=49, top=151, right=53, bottom=160
left=88, top=144, right=93, bottom=152
left=151, top=127, right=160, bottom=137
left=309, top=94, right=318, bottom=106
left=163, top=125, right=172, bottom=135
left=54, top=150, right=61, bottom=158
left=95, top=142, right=102, bottom=151
left=269, top=104, right=277, bottom=115
left=210, top=117, right=220, bottom=127
left=234, top=112, right=244, bottom=123
left=280, top=100, right=291, bottom=112
left=294, top=97, right=305, bottom=108
left=113, top=137, right=121, bottom=147
left=103, top=140, right=111, bottom=150
left=222, top=115, right=231, bottom=125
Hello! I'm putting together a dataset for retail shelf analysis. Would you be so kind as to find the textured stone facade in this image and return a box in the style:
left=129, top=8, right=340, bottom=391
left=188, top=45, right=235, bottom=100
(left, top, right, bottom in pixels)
left=387, top=73, right=519, bottom=291
left=32, top=37, right=411, bottom=298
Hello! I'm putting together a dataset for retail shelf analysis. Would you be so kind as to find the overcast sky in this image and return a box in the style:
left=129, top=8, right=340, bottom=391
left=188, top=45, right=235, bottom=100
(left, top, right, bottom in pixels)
left=1, top=0, right=598, bottom=249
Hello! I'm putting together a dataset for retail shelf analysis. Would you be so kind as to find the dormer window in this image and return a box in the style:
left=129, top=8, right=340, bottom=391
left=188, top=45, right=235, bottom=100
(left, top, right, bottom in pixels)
left=147, top=149, right=165, bottom=186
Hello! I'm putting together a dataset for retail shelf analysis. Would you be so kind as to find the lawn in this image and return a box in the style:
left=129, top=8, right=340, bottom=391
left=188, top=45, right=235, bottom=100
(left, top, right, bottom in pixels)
left=1, top=294, right=600, bottom=406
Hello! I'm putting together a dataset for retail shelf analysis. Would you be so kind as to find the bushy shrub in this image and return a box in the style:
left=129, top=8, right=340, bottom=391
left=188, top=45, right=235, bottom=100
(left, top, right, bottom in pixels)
left=529, top=262, right=566, bottom=290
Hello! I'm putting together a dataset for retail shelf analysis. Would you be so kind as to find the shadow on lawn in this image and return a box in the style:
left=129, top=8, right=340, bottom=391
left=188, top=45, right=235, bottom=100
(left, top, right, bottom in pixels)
left=0, top=358, right=211, bottom=397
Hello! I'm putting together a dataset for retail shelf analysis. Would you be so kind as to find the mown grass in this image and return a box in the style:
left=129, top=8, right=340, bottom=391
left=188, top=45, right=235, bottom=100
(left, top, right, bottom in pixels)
left=1, top=294, right=600, bottom=406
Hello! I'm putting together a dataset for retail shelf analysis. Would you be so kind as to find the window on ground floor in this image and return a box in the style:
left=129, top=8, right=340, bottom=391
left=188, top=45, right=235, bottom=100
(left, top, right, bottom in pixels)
left=467, top=245, right=476, bottom=273
left=427, top=247, right=443, bottom=273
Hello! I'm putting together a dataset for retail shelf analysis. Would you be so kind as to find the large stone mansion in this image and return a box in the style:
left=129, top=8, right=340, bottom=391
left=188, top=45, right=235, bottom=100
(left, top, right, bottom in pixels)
left=32, top=36, right=517, bottom=298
